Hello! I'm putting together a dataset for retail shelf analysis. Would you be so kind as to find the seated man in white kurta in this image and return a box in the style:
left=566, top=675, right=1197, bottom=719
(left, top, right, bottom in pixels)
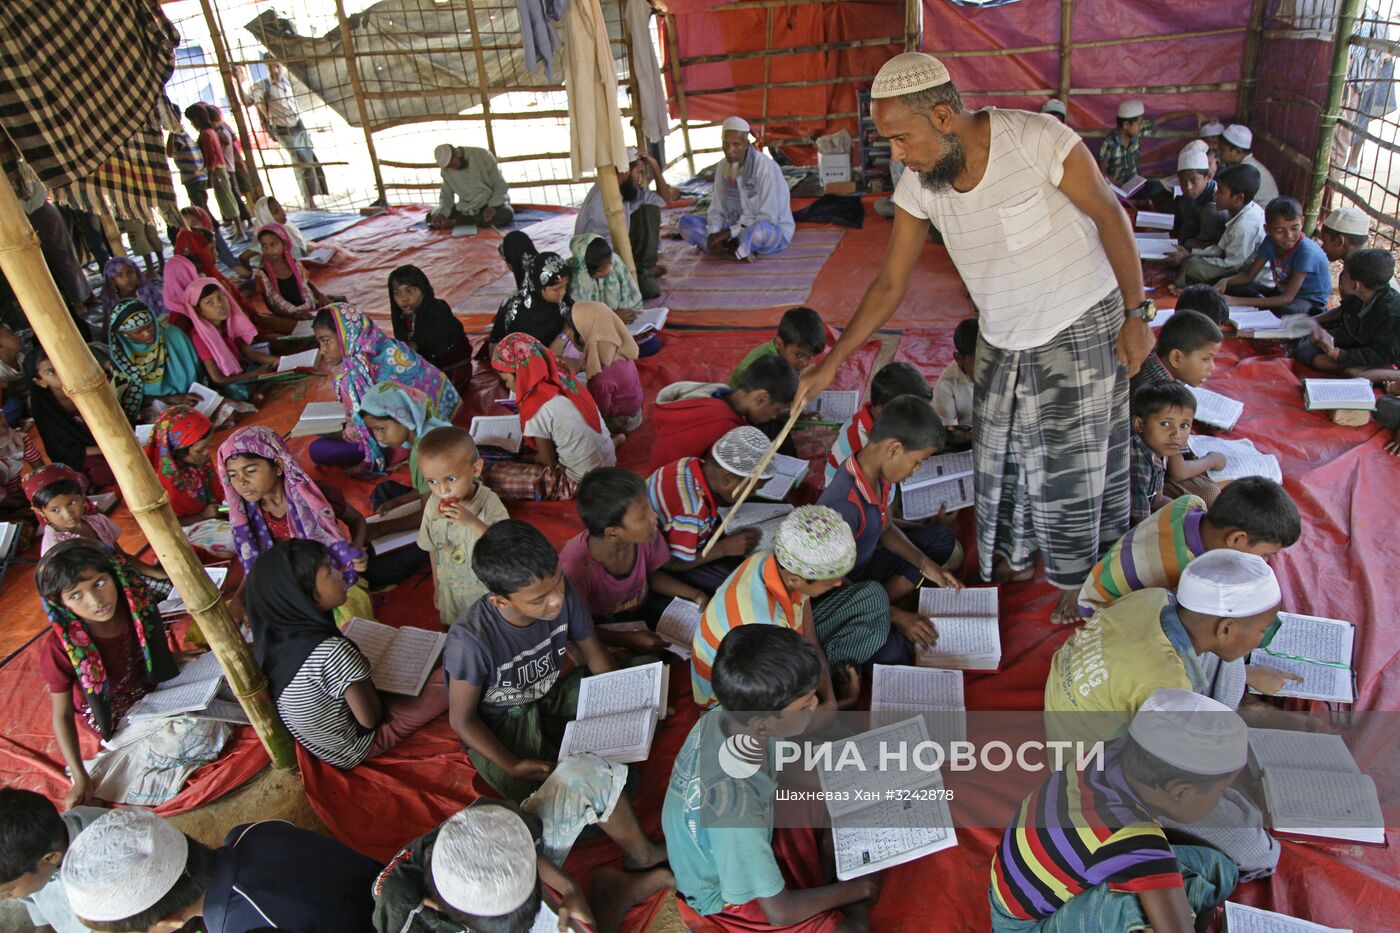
left=679, top=116, right=795, bottom=260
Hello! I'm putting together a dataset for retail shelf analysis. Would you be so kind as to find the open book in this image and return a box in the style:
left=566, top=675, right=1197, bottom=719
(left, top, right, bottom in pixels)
left=1249, top=612, right=1355, bottom=703
left=1189, top=386, right=1244, bottom=430
left=470, top=415, right=523, bottom=454
left=1247, top=315, right=1314, bottom=340
left=1112, top=175, right=1149, bottom=198
left=342, top=617, right=446, bottom=696
left=1229, top=308, right=1283, bottom=333
left=557, top=661, right=668, bottom=764
left=753, top=453, right=810, bottom=501
left=365, top=500, right=425, bottom=555
left=88, top=492, right=120, bottom=513
left=717, top=502, right=793, bottom=550
left=186, top=382, right=225, bottom=420
left=288, top=319, right=316, bottom=339
left=871, top=664, right=964, bottom=712
left=275, top=347, right=321, bottom=373
left=135, top=423, right=156, bottom=446
left=157, top=566, right=230, bottom=617
left=1187, top=436, right=1283, bottom=483
left=818, top=716, right=959, bottom=879
left=289, top=401, right=347, bottom=439
left=125, top=652, right=225, bottom=722
left=1303, top=378, right=1376, bottom=411
left=1135, top=235, right=1178, bottom=261
left=1224, top=902, right=1352, bottom=932
left=803, top=390, right=862, bottom=424
left=0, top=522, right=21, bottom=558
left=301, top=247, right=336, bottom=266
left=655, top=597, right=703, bottom=660
left=1135, top=210, right=1174, bottom=230
left=899, top=450, right=974, bottom=520
left=626, top=307, right=669, bottom=338
left=1249, top=728, right=1381, bottom=844
left=914, top=587, right=1001, bottom=672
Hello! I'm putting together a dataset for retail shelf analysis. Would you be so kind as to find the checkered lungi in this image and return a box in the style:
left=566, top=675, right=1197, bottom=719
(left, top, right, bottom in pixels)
left=972, top=290, right=1131, bottom=589
left=485, top=460, right=580, bottom=501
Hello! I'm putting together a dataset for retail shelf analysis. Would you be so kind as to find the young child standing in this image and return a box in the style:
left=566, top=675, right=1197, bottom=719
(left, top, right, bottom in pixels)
left=0, top=788, right=107, bottom=933
left=1296, top=248, right=1400, bottom=373
left=932, top=317, right=977, bottom=447
left=1172, top=163, right=1266, bottom=290
left=1129, top=383, right=1221, bottom=526
left=727, top=306, right=826, bottom=388
left=562, top=301, right=644, bottom=434
left=1216, top=196, right=1331, bottom=316
left=651, top=354, right=797, bottom=470
left=415, top=426, right=509, bottom=628
left=824, top=360, right=931, bottom=485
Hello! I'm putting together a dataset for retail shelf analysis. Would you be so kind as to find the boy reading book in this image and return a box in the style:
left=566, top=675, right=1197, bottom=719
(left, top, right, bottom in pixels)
left=1171, top=163, right=1266, bottom=290
left=825, top=361, right=932, bottom=485
left=1318, top=206, right=1372, bottom=268
left=1216, top=124, right=1280, bottom=205
left=0, top=788, right=106, bottom=933
left=1171, top=144, right=1226, bottom=252
left=1216, top=196, right=1331, bottom=316
left=991, top=690, right=1246, bottom=931
left=932, top=318, right=976, bottom=448
left=1172, top=284, right=1229, bottom=326
left=1295, top=248, right=1400, bottom=374
left=664, top=625, right=883, bottom=932
left=727, top=306, right=826, bottom=388
left=1129, top=384, right=1220, bottom=526
left=651, top=354, right=798, bottom=471
left=1098, top=100, right=1152, bottom=189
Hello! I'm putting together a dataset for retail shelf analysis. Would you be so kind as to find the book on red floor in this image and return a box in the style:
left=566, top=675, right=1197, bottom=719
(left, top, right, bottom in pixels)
left=1303, top=378, right=1377, bottom=411
left=914, top=587, right=1001, bottom=672
left=1224, top=902, right=1353, bottom=932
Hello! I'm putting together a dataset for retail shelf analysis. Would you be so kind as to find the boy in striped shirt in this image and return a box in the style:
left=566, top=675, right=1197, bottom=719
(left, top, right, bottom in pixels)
left=823, top=361, right=931, bottom=486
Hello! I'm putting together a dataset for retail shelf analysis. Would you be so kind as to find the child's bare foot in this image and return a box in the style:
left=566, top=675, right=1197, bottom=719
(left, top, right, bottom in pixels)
left=833, top=664, right=862, bottom=709
left=591, top=866, right=674, bottom=933
left=621, top=837, right=668, bottom=872
left=1050, top=590, right=1081, bottom=626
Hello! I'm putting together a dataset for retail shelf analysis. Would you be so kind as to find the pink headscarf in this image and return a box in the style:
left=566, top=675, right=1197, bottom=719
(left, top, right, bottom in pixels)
left=162, top=255, right=200, bottom=319
left=183, top=277, right=258, bottom=376
left=255, top=223, right=309, bottom=301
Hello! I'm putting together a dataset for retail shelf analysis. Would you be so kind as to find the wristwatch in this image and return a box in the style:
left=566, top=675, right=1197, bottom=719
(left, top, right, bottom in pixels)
left=1125, top=299, right=1157, bottom=323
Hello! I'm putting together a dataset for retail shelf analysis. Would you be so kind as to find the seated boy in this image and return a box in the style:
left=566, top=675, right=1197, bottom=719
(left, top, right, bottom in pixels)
left=1295, top=248, right=1400, bottom=374
left=651, top=354, right=797, bottom=471
left=1171, top=163, right=1266, bottom=290
left=691, top=506, right=863, bottom=709
left=932, top=318, right=976, bottom=449
left=1171, top=144, right=1226, bottom=253
left=648, top=426, right=776, bottom=593
left=1172, top=283, right=1230, bottom=326
left=824, top=360, right=931, bottom=485
left=61, top=808, right=382, bottom=932
left=1079, top=476, right=1301, bottom=615
left=1098, top=100, right=1152, bottom=188
left=665, top=625, right=883, bottom=932
left=728, top=306, right=825, bottom=388
left=1318, top=206, right=1372, bottom=268
left=0, top=787, right=106, bottom=933
left=1129, top=383, right=1219, bottom=526
left=1216, top=196, right=1331, bottom=316
left=991, top=689, right=1246, bottom=931
left=416, top=426, right=509, bottom=627
left=1217, top=124, right=1280, bottom=205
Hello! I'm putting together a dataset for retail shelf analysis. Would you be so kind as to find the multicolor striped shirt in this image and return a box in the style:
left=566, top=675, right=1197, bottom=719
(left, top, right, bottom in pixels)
left=823, top=403, right=876, bottom=487
left=691, top=551, right=806, bottom=706
left=169, top=130, right=207, bottom=184
left=990, top=739, right=1183, bottom=921
left=648, top=457, right=718, bottom=563
left=1078, top=495, right=1207, bottom=616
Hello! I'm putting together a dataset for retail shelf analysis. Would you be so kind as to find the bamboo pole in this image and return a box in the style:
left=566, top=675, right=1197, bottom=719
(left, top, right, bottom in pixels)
left=598, top=166, right=638, bottom=278
left=0, top=172, right=297, bottom=772
left=1237, top=0, right=1270, bottom=124
left=1058, top=0, right=1073, bottom=106
left=700, top=407, right=803, bottom=559
left=197, top=0, right=266, bottom=203
left=98, top=215, right=127, bottom=258
left=460, top=0, right=499, bottom=154
left=1305, top=0, right=1363, bottom=231
left=904, top=0, right=922, bottom=52
left=664, top=14, right=696, bottom=176
left=685, top=76, right=876, bottom=98
left=760, top=9, right=775, bottom=135
left=334, top=0, right=388, bottom=205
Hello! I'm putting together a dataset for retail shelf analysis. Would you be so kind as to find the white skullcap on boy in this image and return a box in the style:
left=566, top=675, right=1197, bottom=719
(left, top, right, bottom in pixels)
left=721, top=116, right=751, bottom=135
left=871, top=52, right=951, bottom=99
left=61, top=808, right=189, bottom=923
left=1178, top=147, right=1210, bottom=172
left=1040, top=99, right=1067, bottom=117
left=432, top=805, right=538, bottom=917
left=1176, top=550, right=1280, bottom=618
left=1129, top=688, right=1247, bottom=776
left=711, top=426, right=777, bottom=479
left=434, top=143, right=455, bottom=169
left=774, top=505, right=856, bottom=581
left=1117, top=100, right=1145, bottom=119
left=1322, top=206, right=1370, bottom=237
left=1200, top=121, right=1226, bottom=138
left=1222, top=124, right=1253, bottom=150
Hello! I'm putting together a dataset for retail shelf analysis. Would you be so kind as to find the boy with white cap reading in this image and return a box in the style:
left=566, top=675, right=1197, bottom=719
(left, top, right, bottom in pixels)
left=1318, top=205, right=1372, bottom=267
left=1171, top=142, right=1227, bottom=252
left=678, top=116, right=795, bottom=260
left=991, top=689, right=1246, bottom=931
left=427, top=144, right=512, bottom=229
left=1216, top=125, right=1280, bottom=206
left=1172, top=162, right=1267, bottom=291
left=60, top=808, right=381, bottom=932
left=1098, top=100, right=1152, bottom=188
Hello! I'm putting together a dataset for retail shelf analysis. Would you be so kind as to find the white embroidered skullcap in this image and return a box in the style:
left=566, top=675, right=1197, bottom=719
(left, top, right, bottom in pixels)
left=774, top=505, right=856, bottom=580
left=870, top=52, right=952, bottom=99
left=1322, top=206, right=1370, bottom=237
left=711, top=426, right=777, bottom=479
left=626, top=145, right=641, bottom=164
left=431, top=805, right=538, bottom=917
left=1178, top=146, right=1210, bottom=172
left=61, top=808, right=189, bottom=923
left=1181, top=139, right=1209, bottom=154
left=1129, top=688, right=1247, bottom=776
left=434, top=144, right=455, bottom=169
left=1117, top=100, right=1145, bottom=119
left=1200, top=121, right=1226, bottom=138
left=1222, top=124, right=1253, bottom=150
left=1040, top=99, right=1067, bottom=117
left=721, top=116, right=751, bottom=135
left=1176, top=549, right=1280, bottom=618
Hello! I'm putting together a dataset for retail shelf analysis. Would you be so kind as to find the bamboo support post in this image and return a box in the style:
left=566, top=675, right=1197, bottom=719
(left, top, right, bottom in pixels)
left=461, top=0, right=499, bottom=154
left=700, top=406, right=804, bottom=559
left=904, top=0, right=922, bottom=52
left=0, top=172, right=297, bottom=772
left=1057, top=0, right=1073, bottom=106
left=198, top=0, right=266, bottom=203
left=664, top=14, right=696, bottom=176
left=334, top=0, right=388, bottom=205
left=597, top=165, right=638, bottom=277
left=760, top=9, right=775, bottom=135
left=98, top=215, right=127, bottom=258
left=1305, top=0, right=1364, bottom=231
left=1237, top=0, right=1269, bottom=124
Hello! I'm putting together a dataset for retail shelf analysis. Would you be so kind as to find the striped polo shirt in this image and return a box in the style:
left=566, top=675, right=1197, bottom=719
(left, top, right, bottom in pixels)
left=823, top=403, right=876, bottom=486
left=647, top=457, right=717, bottom=563
left=1078, top=495, right=1208, bottom=616
left=691, top=551, right=805, bottom=706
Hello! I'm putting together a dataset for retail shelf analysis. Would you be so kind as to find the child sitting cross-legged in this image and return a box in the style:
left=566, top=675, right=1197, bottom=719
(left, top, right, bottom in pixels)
left=1170, top=163, right=1266, bottom=291
left=1129, top=383, right=1222, bottom=527
left=183, top=278, right=280, bottom=403
left=651, top=353, right=797, bottom=471
left=665, top=625, right=884, bottom=931
left=1215, top=196, right=1331, bottom=317
left=824, top=360, right=932, bottom=485
left=0, top=787, right=107, bottom=933
left=932, top=318, right=977, bottom=449
left=728, top=306, right=826, bottom=388
left=1295, top=248, right=1400, bottom=375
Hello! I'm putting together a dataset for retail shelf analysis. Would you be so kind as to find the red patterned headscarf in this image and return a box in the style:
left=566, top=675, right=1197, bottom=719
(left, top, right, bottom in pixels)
left=22, top=464, right=93, bottom=526
left=491, top=332, right=603, bottom=434
left=145, top=407, right=217, bottom=517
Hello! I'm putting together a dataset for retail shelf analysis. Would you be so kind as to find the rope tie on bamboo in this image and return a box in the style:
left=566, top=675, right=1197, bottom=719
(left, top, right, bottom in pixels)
left=186, top=594, right=226, bottom=616
left=233, top=673, right=271, bottom=700
left=56, top=376, right=111, bottom=400
left=128, top=494, right=173, bottom=516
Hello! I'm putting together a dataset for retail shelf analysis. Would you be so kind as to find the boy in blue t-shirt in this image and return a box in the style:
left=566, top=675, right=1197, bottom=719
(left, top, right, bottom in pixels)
left=1215, top=195, right=1330, bottom=315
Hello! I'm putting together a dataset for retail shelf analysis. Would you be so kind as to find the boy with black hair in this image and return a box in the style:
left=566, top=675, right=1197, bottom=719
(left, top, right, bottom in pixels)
left=1129, top=383, right=1221, bottom=526
left=728, top=306, right=826, bottom=388
left=1216, top=124, right=1280, bottom=205
left=824, top=360, right=932, bottom=485
left=1173, top=283, right=1230, bottom=326
left=652, top=353, right=798, bottom=470
left=0, top=787, right=105, bottom=933
left=1297, top=248, right=1400, bottom=374
left=1172, top=163, right=1266, bottom=290
left=665, top=625, right=884, bottom=933
left=1318, top=206, right=1371, bottom=265
left=60, top=807, right=381, bottom=933
left=1216, top=196, right=1331, bottom=316
left=932, top=317, right=977, bottom=447
left=1098, top=100, right=1152, bottom=188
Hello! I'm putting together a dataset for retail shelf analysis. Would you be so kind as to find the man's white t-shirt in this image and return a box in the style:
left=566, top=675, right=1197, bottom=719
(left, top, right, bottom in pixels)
left=893, top=108, right=1119, bottom=351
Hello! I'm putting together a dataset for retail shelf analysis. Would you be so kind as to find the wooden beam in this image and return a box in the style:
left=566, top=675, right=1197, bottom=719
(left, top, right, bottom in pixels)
left=1057, top=0, right=1073, bottom=106
left=1237, top=0, right=1269, bottom=124
left=681, top=36, right=899, bottom=67
left=334, top=0, right=387, bottom=204
left=904, top=0, right=922, bottom=52
left=759, top=8, right=775, bottom=134
left=663, top=14, right=695, bottom=176
left=683, top=76, right=877, bottom=98
left=460, top=0, right=498, bottom=154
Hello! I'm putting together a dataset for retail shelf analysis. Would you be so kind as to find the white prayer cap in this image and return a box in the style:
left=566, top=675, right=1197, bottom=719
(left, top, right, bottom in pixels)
left=711, top=426, right=777, bottom=479
left=1177, top=146, right=1210, bottom=172
left=1117, top=100, right=1145, bottom=119
left=1176, top=549, right=1280, bottom=618
left=1181, top=139, right=1209, bottom=154
left=1040, top=99, right=1067, bottom=117
left=61, top=808, right=189, bottom=923
left=1323, top=206, right=1370, bottom=237
left=431, top=805, right=538, bottom=916
left=774, top=505, right=856, bottom=580
left=870, top=52, right=952, bottom=99
left=1129, top=688, right=1247, bottom=776
left=434, top=144, right=455, bottom=169
left=721, top=116, right=751, bottom=136
left=626, top=145, right=641, bottom=164
left=1222, top=124, right=1253, bottom=149
left=1200, top=121, right=1226, bottom=138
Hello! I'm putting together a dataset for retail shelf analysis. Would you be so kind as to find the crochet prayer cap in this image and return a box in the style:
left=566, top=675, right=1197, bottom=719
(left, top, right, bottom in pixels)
left=1200, top=121, right=1226, bottom=138
left=1040, top=99, right=1067, bottom=117
left=431, top=806, right=538, bottom=917
left=1117, top=100, right=1145, bottom=119
left=721, top=116, right=751, bottom=135
left=1176, top=549, right=1280, bottom=618
left=711, top=426, right=777, bottom=480
left=870, top=52, right=951, bottom=99
left=1222, top=124, right=1253, bottom=149
left=1129, top=688, right=1247, bottom=776
left=61, top=808, right=189, bottom=923
left=435, top=144, right=455, bottom=168
left=1323, top=206, right=1370, bottom=237
left=1178, top=146, right=1210, bottom=172
left=774, top=505, right=856, bottom=580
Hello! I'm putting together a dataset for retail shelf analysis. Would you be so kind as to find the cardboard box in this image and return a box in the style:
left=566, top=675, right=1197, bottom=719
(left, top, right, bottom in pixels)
left=818, top=151, right=851, bottom=184
left=823, top=180, right=857, bottom=195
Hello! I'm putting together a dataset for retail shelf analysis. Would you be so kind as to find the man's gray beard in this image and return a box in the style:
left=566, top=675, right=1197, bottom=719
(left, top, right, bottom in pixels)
left=919, top=132, right=967, bottom=192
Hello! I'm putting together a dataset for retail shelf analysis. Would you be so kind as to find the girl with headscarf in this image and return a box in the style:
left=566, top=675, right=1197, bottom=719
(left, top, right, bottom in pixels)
left=24, top=347, right=117, bottom=488
left=308, top=303, right=463, bottom=473
left=100, top=257, right=166, bottom=325
left=562, top=302, right=644, bottom=434
left=500, top=229, right=538, bottom=289
left=567, top=233, right=643, bottom=315
left=253, top=195, right=308, bottom=256
left=388, top=264, right=471, bottom=393
left=487, top=333, right=614, bottom=500
left=144, top=407, right=220, bottom=521
left=185, top=278, right=280, bottom=402
left=175, top=207, right=295, bottom=338
left=109, top=298, right=202, bottom=421
left=252, top=223, right=329, bottom=320
left=489, top=251, right=571, bottom=353
left=246, top=540, right=447, bottom=769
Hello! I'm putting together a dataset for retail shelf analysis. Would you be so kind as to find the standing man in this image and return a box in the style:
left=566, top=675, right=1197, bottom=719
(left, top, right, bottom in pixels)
left=798, top=52, right=1154, bottom=625
left=679, top=116, right=795, bottom=261
left=428, top=143, right=513, bottom=228
left=575, top=146, right=675, bottom=299
left=249, top=54, right=328, bottom=209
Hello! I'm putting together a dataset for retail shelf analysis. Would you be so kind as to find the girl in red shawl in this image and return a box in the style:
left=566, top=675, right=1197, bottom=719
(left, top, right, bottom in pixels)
left=144, top=407, right=220, bottom=523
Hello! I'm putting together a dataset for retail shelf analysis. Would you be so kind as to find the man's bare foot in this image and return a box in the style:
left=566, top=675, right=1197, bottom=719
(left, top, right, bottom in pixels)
left=990, top=559, right=1035, bottom=584
left=620, top=837, right=668, bottom=872
left=591, top=866, right=674, bottom=933
left=1050, top=590, right=1081, bottom=626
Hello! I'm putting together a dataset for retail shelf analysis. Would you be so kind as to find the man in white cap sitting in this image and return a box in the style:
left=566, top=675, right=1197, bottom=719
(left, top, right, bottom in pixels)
left=1216, top=125, right=1279, bottom=206
left=60, top=808, right=382, bottom=932
left=990, top=688, right=1246, bottom=931
left=1199, top=119, right=1226, bottom=155
left=1040, top=98, right=1068, bottom=124
left=802, top=51, right=1152, bottom=626
left=678, top=116, right=795, bottom=260
left=1099, top=99, right=1152, bottom=188
left=574, top=145, right=676, bottom=298
left=427, top=143, right=513, bottom=229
